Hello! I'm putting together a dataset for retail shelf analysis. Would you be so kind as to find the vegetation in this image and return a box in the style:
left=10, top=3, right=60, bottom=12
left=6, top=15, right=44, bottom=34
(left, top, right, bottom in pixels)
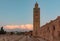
left=0, top=26, right=32, bottom=35
left=16, top=32, right=25, bottom=35
left=0, top=26, right=6, bottom=34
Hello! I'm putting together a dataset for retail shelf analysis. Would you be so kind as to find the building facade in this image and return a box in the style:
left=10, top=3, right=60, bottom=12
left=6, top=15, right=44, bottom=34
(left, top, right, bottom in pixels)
left=40, top=17, right=60, bottom=41
left=33, top=2, right=60, bottom=41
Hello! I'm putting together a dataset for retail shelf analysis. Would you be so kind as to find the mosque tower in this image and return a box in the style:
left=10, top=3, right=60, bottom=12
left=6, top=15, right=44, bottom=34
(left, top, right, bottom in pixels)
left=33, top=2, right=40, bottom=36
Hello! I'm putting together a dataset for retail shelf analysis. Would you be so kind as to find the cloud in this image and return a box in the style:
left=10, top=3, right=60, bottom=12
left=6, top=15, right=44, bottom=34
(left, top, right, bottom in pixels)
left=4, top=24, right=33, bottom=32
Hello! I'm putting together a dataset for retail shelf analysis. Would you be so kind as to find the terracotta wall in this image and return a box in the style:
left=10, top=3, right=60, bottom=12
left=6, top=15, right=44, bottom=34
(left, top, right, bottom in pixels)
left=39, top=17, right=60, bottom=41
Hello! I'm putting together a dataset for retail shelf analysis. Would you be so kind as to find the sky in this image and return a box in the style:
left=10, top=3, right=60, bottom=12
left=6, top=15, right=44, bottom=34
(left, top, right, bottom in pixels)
left=0, top=0, right=60, bottom=31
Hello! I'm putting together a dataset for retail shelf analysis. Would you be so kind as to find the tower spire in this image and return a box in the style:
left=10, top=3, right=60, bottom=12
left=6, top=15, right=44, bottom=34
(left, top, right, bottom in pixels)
left=35, top=0, right=38, bottom=8
left=35, top=0, right=37, bottom=2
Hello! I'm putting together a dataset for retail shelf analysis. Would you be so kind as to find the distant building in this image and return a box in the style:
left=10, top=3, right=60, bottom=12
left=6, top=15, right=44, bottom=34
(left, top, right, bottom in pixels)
left=33, top=2, right=40, bottom=37
left=33, top=2, right=60, bottom=41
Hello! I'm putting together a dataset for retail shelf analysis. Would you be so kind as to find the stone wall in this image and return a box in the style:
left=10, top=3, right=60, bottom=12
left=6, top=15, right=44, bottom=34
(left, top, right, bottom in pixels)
left=40, top=16, right=60, bottom=41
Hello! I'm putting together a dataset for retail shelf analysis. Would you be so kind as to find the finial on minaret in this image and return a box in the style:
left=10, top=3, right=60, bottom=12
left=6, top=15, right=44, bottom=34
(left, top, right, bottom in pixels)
left=36, top=0, right=37, bottom=3
left=35, top=0, right=38, bottom=8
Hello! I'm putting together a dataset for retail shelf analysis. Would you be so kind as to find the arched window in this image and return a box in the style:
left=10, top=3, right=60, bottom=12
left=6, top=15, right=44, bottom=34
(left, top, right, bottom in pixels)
left=53, top=25, right=55, bottom=30
left=47, top=27, right=50, bottom=32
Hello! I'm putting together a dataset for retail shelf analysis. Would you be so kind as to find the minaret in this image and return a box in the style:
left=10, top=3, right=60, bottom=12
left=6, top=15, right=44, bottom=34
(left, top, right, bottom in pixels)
left=33, top=2, right=40, bottom=37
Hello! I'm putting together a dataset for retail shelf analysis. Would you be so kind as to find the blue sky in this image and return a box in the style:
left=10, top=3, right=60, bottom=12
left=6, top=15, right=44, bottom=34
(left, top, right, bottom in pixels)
left=0, top=0, right=60, bottom=27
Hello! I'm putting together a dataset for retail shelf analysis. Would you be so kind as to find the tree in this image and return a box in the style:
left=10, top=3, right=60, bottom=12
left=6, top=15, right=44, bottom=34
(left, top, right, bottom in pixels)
left=0, top=26, right=6, bottom=34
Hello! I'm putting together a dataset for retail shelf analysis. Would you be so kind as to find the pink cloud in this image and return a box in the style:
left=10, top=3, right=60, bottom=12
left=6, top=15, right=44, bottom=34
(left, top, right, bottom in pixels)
left=4, top=24, right=33, bottom=31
